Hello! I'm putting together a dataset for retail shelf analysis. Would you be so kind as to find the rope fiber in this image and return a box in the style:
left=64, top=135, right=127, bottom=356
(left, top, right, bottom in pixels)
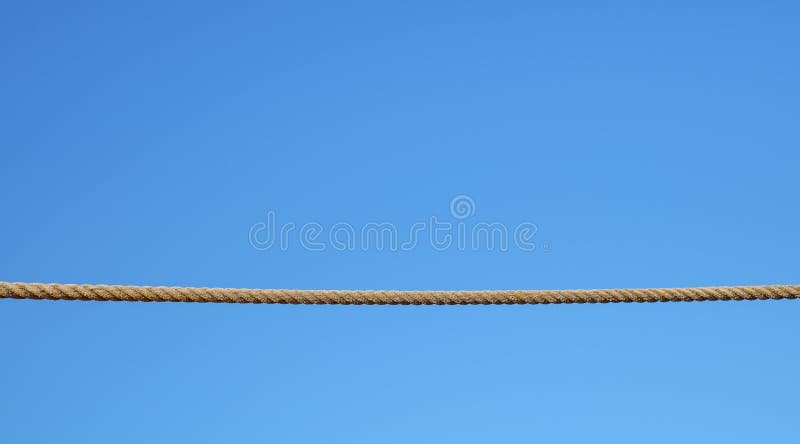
left=0, top=282, right=798, bottom=305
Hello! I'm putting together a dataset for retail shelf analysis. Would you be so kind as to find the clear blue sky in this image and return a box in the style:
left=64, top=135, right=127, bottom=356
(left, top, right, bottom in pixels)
left=1, top=1, right=798, bottom=442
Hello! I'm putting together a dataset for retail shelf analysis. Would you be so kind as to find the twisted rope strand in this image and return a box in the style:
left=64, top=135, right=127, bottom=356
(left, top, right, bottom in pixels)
left=0, top=282, right=798, bottom=305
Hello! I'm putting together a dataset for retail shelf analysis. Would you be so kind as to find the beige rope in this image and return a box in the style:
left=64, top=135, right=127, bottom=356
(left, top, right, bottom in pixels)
left=0, top=282, right=798, bottom=305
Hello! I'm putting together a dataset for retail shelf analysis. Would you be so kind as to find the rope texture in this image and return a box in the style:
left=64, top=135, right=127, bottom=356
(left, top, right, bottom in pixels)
left=0, top=282, right=798, bottom=305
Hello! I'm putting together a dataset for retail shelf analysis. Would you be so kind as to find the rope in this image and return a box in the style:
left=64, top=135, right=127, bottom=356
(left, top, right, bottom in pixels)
left=0, top=282, right=798, bottom=305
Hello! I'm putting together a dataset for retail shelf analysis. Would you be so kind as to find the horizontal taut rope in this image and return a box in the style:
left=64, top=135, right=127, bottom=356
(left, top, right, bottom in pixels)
left=0, top=282, right=798, bottom=305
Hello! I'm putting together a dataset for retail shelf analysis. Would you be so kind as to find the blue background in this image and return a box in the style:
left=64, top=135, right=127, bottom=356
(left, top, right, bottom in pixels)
left=1, top=1, right=798, bottom=442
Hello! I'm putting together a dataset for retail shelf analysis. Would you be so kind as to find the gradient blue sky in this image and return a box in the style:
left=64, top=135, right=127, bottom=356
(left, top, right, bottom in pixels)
left=1, top=1, right=799, bottom=442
